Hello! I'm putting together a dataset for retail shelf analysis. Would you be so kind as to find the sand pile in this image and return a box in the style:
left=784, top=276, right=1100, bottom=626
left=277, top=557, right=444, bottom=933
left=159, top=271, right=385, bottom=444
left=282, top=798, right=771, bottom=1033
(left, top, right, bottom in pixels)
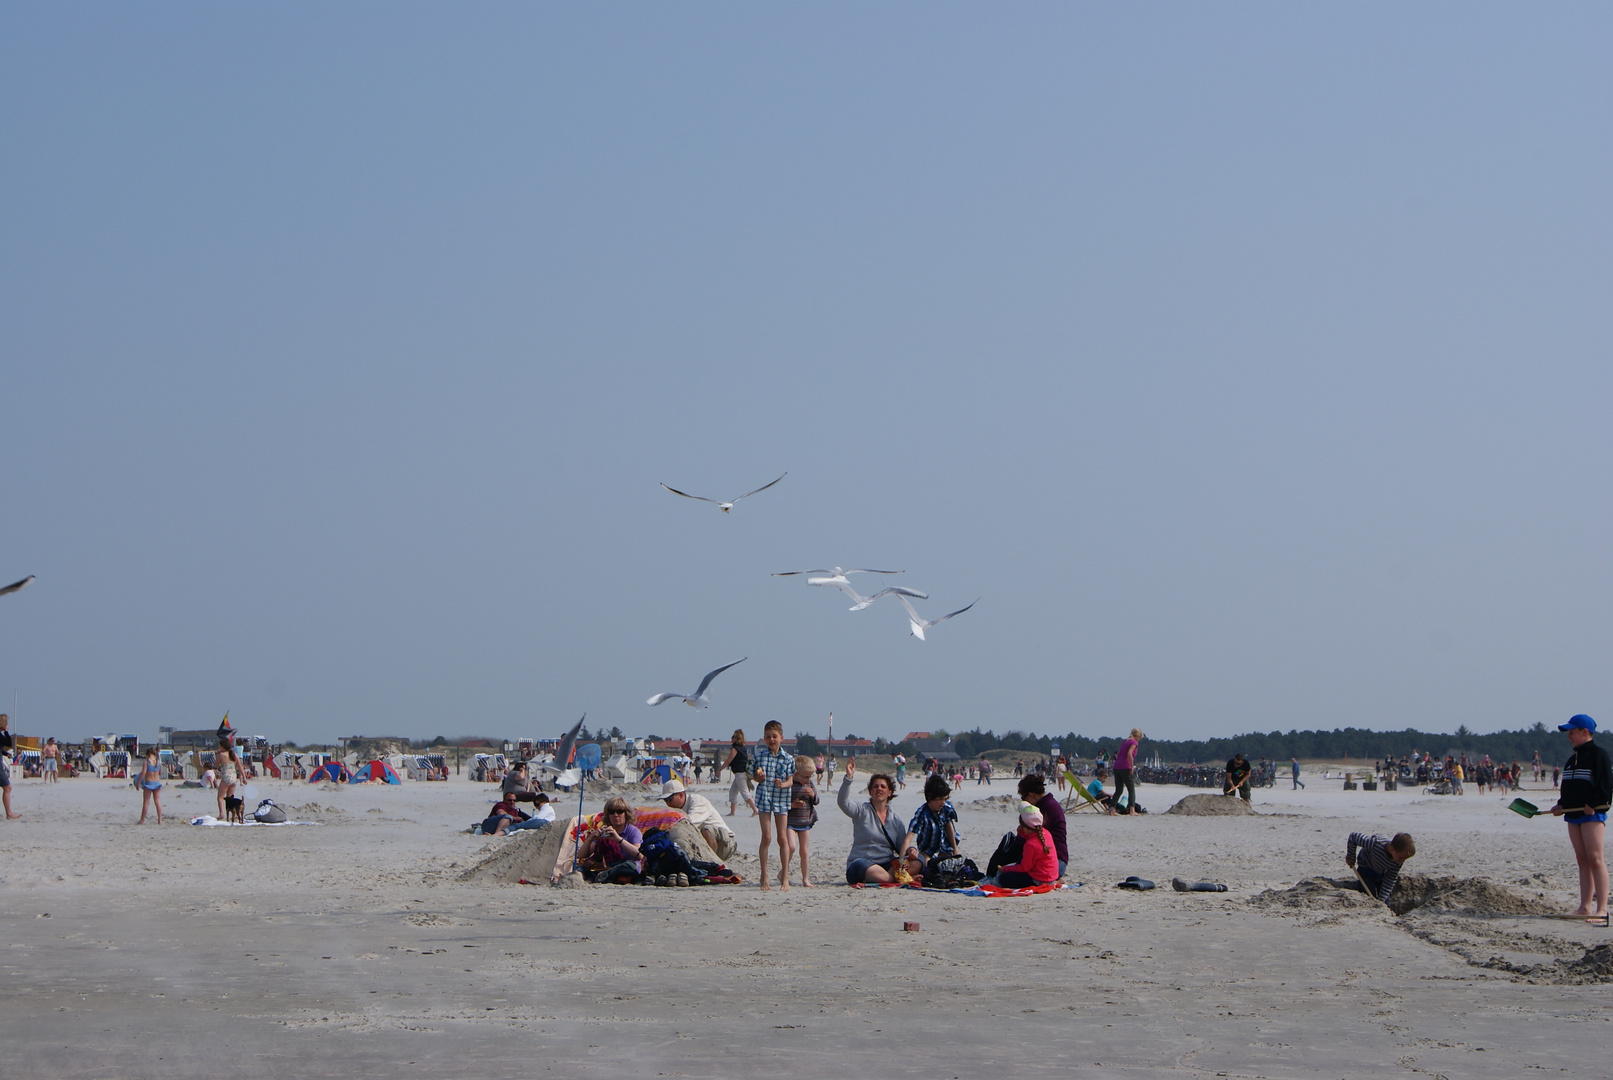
left=1249, top=877, right=1384, bottom=913
left=546, top=780, right=651, bottom=801
left=1250, top=874, right=1559, bottom=919
left=1388, top=875, right=1558, bottom=918
left=970, top=794, right=1023, bottom=812
left=1167, top=794, right=1255, bottom=816
left=1545, top=943, right=1613, bottom=984
left=459, top=819, right=721, bottom=886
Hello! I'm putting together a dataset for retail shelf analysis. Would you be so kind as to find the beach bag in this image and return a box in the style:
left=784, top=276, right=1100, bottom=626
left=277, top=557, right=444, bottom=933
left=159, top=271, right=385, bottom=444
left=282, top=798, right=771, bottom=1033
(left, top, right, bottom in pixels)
left=253, top=799, right=287, bottom=824
left=927, top=855, right=982, bottom=888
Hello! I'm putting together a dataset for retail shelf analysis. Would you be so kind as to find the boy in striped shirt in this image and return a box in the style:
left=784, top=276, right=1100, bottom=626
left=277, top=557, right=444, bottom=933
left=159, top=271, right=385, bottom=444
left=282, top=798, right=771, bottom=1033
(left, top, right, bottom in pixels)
left=1346, top=832, right=1416, bottom=905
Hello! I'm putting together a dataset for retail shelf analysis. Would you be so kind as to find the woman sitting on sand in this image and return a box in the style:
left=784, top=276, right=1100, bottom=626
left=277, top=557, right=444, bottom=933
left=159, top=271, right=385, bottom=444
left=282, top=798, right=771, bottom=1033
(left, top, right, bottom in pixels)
left=837, top=759, right=925, bottom=886
left=988, top=804, right=1059, bottom=888
left=575, top=797, right=645, bottom=884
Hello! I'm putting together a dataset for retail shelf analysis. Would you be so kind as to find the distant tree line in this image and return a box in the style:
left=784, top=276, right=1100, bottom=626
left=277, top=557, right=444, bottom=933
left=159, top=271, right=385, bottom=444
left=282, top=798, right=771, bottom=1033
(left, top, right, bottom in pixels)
left=853, top=723, right=1566, bottom=765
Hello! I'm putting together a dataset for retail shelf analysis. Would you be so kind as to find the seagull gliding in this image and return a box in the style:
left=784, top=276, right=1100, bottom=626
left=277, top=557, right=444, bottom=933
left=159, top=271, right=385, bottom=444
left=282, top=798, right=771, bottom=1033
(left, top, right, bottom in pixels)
left=647, top=658, right=747, bottom=708
left=660, top=473, right=786, bottom=513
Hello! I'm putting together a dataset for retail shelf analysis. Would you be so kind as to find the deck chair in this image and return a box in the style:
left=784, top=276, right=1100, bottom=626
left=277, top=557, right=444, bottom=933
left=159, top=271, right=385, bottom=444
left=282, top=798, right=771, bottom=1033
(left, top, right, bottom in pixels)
left=1062, top=770, right=1111, bottom=814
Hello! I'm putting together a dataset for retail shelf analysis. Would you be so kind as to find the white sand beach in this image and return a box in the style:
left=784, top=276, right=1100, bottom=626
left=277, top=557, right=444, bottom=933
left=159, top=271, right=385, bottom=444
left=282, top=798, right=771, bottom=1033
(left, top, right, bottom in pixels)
left=1, top=772, right=1607, bottom=1078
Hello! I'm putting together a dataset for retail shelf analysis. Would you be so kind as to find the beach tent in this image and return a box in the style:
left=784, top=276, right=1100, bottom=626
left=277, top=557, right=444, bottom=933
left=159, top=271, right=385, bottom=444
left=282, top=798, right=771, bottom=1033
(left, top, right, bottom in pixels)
left=308, top=761, right=352, bottom=783
left=351, top=759, right=402, bottom=784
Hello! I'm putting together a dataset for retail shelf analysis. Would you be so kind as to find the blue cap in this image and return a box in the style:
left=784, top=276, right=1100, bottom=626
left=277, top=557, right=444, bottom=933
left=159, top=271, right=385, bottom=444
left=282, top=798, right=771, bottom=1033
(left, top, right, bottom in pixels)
left=1559, top=714, right=1597, bottom=733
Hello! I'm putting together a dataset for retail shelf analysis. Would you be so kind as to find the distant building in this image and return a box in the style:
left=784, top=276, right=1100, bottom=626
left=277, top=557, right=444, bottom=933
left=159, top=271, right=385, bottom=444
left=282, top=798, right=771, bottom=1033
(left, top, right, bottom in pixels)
left=908, top=736, right=960, bottom=763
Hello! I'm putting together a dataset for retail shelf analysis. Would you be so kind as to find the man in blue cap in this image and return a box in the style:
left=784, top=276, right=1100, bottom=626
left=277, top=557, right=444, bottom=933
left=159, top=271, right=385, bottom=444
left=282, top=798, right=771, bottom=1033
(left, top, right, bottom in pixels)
left=1549, top=715, right=1611, bottom=922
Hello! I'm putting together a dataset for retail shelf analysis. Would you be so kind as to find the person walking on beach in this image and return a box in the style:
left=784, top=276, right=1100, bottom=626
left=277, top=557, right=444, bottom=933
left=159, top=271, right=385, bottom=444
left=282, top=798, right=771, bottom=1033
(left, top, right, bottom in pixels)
left=893, top=753, right=906, bottom=790
left=43, top=738, right=59, bottom=784
left=752, top=721, right=795, bottom=891
left=215, top=738, right=246, bottom=822
left=0, top=714, right=18, bottom=819
left=1224, top=753, right=1252, bottom=802
left=723, top=730, right=756, bottom=818
left=1548, top=715, right=1611, bottom=922
left=1113, top=728, right=1142, bottom=815
left=137, top=748, right=164, bottom=824
left=1291, top=758, right=1305, bottom=790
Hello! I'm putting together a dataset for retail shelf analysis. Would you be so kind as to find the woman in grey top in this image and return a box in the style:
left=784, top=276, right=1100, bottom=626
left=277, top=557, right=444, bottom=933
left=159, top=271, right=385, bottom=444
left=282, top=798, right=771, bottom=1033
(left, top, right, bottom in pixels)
left=838, top=759, right=925, bottom=886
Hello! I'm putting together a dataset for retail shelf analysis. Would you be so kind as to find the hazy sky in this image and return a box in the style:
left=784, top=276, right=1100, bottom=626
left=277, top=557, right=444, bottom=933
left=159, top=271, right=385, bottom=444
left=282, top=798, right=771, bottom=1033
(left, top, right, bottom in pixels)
left=2, top=5, right=1608, bottom=747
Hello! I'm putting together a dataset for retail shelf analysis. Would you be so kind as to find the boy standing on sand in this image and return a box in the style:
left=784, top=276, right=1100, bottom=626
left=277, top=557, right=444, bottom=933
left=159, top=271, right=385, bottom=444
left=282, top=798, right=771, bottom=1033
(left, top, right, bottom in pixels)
left=752, top=720, right=795, bottom=891
left=1346, top=832, right=1416, bottom=905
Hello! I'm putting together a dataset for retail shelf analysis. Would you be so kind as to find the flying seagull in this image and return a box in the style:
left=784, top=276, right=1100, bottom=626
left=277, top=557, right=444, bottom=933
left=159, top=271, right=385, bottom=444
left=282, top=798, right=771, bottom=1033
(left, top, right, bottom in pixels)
left=536, top=714, right=587, bottom=788
left=0, top=575, right=35, bottom=597
left=849, top=586, right=930, bottom=612
left=894, top=595, right=978, bottom=641
left=660, top=473, right=786, bottom=513
left=772, top=567, right=924, bottom=610
left=647, top=658, right=746, bottom=708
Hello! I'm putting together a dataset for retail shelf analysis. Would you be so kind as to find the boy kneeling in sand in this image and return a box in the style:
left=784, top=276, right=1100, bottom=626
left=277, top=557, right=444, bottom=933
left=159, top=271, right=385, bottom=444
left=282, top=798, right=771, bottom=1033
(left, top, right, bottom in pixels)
left=1346, top=831, right=1415, bottom=905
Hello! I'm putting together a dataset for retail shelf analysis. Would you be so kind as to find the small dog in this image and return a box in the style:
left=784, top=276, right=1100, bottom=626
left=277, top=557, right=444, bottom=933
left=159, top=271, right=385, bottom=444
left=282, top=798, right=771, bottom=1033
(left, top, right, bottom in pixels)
left=224, top=796, right=245, bottom=824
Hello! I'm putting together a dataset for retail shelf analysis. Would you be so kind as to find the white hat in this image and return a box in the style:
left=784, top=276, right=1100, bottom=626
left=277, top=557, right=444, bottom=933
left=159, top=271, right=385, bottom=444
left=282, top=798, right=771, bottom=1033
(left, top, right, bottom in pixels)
left=657, top=779, right=687, bottom=800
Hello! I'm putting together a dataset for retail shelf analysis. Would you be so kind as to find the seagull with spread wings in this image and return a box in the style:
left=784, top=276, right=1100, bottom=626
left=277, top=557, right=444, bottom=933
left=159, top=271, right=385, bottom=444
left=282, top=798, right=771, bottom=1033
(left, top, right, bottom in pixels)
left=647, top=658, right=747, bottom=708
left=0, top=575, right=34, bottom=597
left=894, top=594, right=978, bottom=641
left=772, top=567, right=926, bottom=610
left=660, top=472, right=786, bottom=513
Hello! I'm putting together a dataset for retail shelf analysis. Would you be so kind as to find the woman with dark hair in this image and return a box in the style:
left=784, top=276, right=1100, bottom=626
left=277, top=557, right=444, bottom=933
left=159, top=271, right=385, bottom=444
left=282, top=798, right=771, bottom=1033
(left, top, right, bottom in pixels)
left=1016, top=773, right=1068, bottom=877
left=723, top=730, right=757, bottom=818
left=576, top=797, right=644, bottom=883
left=837, top=759, right=924, bottom=885
left=989, top=804, right=1059, bottom=888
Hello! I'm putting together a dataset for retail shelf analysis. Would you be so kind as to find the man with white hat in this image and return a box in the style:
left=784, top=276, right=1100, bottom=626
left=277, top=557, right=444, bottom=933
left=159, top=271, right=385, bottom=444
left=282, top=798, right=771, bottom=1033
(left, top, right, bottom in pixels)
left=656, top=778, right=737, bottom=861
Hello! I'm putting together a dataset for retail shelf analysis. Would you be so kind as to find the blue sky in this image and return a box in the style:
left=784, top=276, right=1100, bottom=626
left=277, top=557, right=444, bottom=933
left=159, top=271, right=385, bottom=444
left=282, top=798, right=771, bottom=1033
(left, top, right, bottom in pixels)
left=2, top=4, right=1608, bottom=746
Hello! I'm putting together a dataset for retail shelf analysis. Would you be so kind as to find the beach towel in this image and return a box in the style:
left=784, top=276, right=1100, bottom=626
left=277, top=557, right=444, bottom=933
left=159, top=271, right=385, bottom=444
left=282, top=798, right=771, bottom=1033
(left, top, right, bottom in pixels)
left=188, top=815, right=319, bottom=827
left=949, top=881, right=1069, bottom=897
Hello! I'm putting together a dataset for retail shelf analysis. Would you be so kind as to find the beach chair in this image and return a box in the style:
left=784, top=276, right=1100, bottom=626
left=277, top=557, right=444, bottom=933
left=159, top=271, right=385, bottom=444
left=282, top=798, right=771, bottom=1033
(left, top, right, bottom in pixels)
left=1062, top=770, right=1110, bottom=814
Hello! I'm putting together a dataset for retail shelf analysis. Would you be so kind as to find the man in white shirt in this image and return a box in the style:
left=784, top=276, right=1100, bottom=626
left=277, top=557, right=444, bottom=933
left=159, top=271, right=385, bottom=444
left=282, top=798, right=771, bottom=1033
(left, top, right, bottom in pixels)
left=656, top=779, right=737, bottom=861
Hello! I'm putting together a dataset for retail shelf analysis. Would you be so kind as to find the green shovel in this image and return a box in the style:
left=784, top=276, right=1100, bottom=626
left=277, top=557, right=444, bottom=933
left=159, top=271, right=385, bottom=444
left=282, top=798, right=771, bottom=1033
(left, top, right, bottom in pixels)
left=1507, top=798, right=1544, bottom=818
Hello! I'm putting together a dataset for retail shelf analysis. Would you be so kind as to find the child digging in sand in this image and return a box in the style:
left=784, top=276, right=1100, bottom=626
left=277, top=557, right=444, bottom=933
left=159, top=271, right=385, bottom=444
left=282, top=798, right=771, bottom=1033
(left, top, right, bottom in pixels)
left=1346, top=831, right=1415, bottom=905
left=787, top=755, right=819, bottom=887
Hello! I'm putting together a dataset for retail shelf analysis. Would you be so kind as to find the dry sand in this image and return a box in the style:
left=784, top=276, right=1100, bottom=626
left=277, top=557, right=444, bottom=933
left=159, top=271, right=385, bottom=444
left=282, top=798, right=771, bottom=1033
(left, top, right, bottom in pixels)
left=1, top=773, right=1608, bottom=1078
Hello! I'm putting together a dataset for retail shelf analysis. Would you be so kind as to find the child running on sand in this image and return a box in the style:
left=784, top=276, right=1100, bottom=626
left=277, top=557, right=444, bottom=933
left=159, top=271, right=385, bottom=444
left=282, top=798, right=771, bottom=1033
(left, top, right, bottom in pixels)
left=787, top=755, right=819, bottom=887
left=1346, top=831, right=1415, bottom=904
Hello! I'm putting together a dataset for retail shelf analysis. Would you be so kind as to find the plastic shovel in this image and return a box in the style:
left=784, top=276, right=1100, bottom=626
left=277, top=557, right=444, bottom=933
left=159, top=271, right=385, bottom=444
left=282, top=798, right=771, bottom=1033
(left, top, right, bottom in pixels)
left=1507, top=798, right=1544, bottom=819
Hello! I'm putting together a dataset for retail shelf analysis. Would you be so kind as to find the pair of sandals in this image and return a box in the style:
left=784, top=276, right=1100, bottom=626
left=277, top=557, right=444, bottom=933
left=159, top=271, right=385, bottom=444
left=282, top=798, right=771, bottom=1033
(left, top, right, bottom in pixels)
left=1115, top=875, right=1228, bottom=892
left=644, top=873, right=691, bottom=887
